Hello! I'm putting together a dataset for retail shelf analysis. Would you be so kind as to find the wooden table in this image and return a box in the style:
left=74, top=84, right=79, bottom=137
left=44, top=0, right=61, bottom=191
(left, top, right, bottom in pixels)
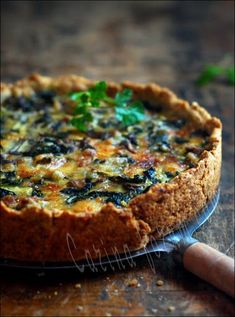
left=1, top=1, right=234, bottom=316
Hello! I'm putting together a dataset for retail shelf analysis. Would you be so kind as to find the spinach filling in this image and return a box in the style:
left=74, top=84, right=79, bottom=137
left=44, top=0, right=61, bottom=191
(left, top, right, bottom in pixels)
left=4, top=91, right=56, bottom=112
left=0, top=171, right=22, bottom=186
left=9, top=137, right=78, bottom=157
left=60, top=168, right=159, bottom=206
left=1, top=88, right=208, bottom=211
left=62, top=188, right=145, bottom=206
left=0, top=188, right=16, bottom=199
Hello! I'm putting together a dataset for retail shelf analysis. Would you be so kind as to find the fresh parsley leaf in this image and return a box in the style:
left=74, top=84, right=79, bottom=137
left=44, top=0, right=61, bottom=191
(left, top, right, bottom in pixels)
left=69, top=91, right=87, bottom=101
left=69, top=81, right=107, bottom=131
left=115, top=89, right=132, bottom=106
left=70, top=112, right=93, bottom=132
left=89, top=81, right=107, bottom=106
left=196, top=63, right=235, bottom=86
left=226, top=66, right=235, bottom=85
left=196, top=65, right=223, bottom=86
left=74, top=104, right=88, bottom=116
left=114, top=89, right=145, bottom=126
left=130, top=101, right=145, bottom=120
left=69, top=81, right=145, bottom=131
left=115, top=100, right=145, bottom=126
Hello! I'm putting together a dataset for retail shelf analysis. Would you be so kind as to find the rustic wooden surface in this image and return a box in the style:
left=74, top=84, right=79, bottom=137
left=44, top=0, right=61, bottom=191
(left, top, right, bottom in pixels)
left=1, top=1, right=234, bottom=316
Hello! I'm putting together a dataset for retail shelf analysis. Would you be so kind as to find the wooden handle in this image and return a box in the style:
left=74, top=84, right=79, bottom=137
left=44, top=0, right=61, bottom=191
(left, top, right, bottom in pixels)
left=183, top=242, right=234, bottom=297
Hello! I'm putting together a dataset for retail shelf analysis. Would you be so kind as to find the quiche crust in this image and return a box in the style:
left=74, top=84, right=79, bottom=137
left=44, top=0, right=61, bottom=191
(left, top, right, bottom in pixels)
left=0, top=74, right=222, bottom=262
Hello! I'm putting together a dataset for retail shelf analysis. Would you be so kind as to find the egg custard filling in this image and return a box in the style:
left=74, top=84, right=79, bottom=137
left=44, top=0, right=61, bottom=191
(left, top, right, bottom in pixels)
left=0, top=89, right=209, bottom=214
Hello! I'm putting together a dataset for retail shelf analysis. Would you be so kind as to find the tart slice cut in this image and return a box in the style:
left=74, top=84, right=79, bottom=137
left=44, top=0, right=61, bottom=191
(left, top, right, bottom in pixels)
left=0, top=74, right=221, bottom=262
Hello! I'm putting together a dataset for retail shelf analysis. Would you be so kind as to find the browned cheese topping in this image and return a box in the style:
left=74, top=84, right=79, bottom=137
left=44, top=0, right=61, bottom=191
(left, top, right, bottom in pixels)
left=0, top=90, right=210, bottom=213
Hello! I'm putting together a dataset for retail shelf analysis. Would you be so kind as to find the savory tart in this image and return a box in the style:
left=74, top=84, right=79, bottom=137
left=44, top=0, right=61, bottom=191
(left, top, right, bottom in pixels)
left=0, top=74, right=221, bottom=262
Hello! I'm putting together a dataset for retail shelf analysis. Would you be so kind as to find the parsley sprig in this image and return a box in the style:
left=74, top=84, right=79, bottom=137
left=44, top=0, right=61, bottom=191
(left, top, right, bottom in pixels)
left=196, top=64, right=235, bottom=86
left=69, top=81, right=108, bottom=132
left=114, top=88, right=145, bottom=126
left=69, top=81, right=145, bottom=132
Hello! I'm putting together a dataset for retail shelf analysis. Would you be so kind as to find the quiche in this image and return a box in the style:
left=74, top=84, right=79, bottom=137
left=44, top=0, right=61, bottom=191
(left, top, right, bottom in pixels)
left=0, top=74, right=222, bottom=262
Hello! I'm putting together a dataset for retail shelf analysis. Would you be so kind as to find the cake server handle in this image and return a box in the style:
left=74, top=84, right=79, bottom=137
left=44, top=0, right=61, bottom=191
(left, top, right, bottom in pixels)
left=174, top=237, right=235, bottom=297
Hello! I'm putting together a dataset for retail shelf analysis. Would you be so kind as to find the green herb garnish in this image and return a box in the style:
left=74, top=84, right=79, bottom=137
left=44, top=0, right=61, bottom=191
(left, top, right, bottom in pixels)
left=196, top=64, right=235, bottom=86
left=226, top=67, right=235, bottom=85
left=69, top=81, right=107, bottom=132
left=196, top=65, right=223, bottom=86
left=114, top=89, right=145, bottom=126
left=69, top=81, right=145, bottom=131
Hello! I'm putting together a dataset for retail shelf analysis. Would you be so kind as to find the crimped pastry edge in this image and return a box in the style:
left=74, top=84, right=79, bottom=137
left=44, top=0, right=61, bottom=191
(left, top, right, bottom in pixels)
left=0, top=74, right=222, bottom=261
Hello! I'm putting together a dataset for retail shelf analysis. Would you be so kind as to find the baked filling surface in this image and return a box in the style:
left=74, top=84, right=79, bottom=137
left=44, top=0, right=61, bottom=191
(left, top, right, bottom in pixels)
left=0, top=75, right=222, bottom=262
left=1, top=89, right=210, bottom=214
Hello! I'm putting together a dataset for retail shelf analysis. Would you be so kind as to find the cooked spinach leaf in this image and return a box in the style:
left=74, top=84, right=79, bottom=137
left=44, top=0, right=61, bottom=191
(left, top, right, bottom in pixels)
left=0, top=188, right=16, bottom=198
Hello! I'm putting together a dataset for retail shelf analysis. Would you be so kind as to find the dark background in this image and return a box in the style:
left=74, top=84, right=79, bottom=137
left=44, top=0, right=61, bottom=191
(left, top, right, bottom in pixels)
left=1, top=1, right=234, bottom=316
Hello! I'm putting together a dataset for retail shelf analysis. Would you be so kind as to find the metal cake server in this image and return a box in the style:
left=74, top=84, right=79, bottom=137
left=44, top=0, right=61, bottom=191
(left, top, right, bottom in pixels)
left=1, top=190, right=234, bottom=297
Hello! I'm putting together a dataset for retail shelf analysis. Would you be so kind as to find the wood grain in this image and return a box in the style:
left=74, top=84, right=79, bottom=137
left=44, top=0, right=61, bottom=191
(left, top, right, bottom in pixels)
left=1, top=1, right=234, bottom=316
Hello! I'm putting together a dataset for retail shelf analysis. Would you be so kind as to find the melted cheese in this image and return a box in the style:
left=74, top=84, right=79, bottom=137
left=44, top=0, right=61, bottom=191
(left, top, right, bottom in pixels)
left=0, top=90, right=209, bottom=213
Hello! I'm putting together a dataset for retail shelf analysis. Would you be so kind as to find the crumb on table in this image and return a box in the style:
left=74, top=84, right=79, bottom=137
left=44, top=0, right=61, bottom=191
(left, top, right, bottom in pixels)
left=168, top=305, right=175, bottom=312
left=156, top=280, right=164, bottom=286
left=76, top=305, right=83, bottom=311
left=127, top=278, right=138, bottom=287
left=74, top=283, right=81, bottom=289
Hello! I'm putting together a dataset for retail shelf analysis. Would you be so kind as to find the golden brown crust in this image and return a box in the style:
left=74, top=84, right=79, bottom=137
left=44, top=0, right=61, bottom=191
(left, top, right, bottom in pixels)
left=0, top=202, right=150, bottom=262
left=0, top=74, right=222, bottom=262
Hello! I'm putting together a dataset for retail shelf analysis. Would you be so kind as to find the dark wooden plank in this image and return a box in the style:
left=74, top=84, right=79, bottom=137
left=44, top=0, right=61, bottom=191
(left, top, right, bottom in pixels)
left=1, top=254, right=235, bottom=316
left=1, top=1, right=234, bottom=316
